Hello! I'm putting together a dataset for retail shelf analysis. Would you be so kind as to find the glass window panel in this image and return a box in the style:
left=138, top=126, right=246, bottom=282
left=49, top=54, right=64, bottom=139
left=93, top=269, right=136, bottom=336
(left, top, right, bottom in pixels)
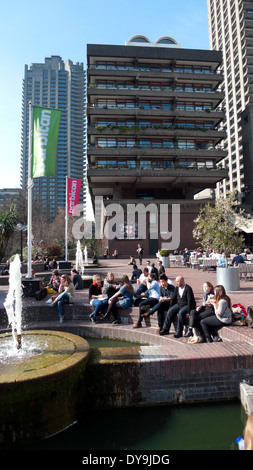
left=140, top=161, right=152, bottom=168
left=178, top=141, right=187, bottom=149
left=118, top=160, right=127, bottom=167
left=97, top=160, right=107, bottom=167
left=187, top=161, right=197, bottom=168
left=164, top=161, right=174, bottom=168
left=162, top=103, right=171, bottom=110
left=152, top=141, right=162, bottom=148
left=107, top=160, right=117, bottom=167
left=127, top=160, right=136, bottom=168
left=139, top=102, right=150, bottom=109
left=140, top=140, right=150, bottom=148
left=97, top=139, right=107, bottom=147
left=163, top=141, right=174, bottom=148
left=152, top=161, right=163, bottom=168
left=107, top=139, right=116, bottom=147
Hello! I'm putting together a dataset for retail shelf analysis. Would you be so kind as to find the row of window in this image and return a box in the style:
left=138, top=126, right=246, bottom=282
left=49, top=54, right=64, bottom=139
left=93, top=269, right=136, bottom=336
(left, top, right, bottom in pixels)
left=91, top=62, right=214, bottom=74
left=91, top=82, right=215, bottom=93
left=95, top=119, right=214, bottom=129
left=93, top=99, right=214, bottom=111
left=92, top=138, right=216, bottom=150
left=90, top=159, right=215, bottom=170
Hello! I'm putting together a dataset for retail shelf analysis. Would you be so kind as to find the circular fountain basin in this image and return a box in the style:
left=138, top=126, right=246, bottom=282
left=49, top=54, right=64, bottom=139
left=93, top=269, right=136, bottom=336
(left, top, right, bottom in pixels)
left=0, top=330, right=91, bottom=447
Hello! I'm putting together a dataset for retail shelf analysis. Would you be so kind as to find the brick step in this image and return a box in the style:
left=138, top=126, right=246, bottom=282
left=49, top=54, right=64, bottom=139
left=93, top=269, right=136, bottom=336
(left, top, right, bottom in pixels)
left=0, top=303, right=161, bottom=328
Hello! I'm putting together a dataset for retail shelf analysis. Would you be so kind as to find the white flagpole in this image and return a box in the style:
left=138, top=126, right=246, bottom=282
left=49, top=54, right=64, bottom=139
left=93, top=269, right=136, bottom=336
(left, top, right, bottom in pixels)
left=65, top=175, right=68, bottom=261
left=27, top=102, right=33, bottom=278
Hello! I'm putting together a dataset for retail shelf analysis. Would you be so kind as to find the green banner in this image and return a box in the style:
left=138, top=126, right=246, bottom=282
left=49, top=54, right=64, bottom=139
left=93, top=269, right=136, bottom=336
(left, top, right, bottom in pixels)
left=32, top=106, right=61, bottom=178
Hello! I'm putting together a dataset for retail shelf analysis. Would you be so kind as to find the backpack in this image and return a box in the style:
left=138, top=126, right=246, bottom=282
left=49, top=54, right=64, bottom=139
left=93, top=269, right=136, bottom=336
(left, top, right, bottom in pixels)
left=246, top=306, right=253, bottom=328
left=35, top=287, right=47, bottom=301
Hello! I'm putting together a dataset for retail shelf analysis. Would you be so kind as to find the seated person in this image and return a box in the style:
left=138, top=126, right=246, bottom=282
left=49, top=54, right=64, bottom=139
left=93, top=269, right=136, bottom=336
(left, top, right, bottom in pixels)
left=150, top=263, right=158, bottom=279
left=131, top=264, right=142, bottom=283
left=200, top=285, right=232, bottom=342
left=50, top=274, right=75, bottom=323
left=186, top=281, right=215, bottom=342
left=71, top=269, right=83, bottom=290
left=232, top=252, right=245, bottom=265
left=90, top=272, right=120, bottom=323
left=133, top=273, right=160, bottom=328
left=159, top=276, right=196, bottom=338
left=134, top=267, right=150, bottom=300
left=218, top=253, right=227, bottom=267
left=128, top=255, right=136, bottom=265
left=1, top=259, right=10, bottom=275
left=183, top=248, right=191, bottom=265
left=142, top=274, right=175, bottom=332
left=102, top=275, right=133, bottom=324
left=49, top=258, right=58, bottom=269
left=92, top=252, right=98, bottom=264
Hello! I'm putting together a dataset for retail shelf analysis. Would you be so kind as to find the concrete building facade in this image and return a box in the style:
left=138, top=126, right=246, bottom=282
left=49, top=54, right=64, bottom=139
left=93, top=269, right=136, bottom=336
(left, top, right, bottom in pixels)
left=207, top=0, right=253, bottom=207
left=86, top=37, right=227, bottom=255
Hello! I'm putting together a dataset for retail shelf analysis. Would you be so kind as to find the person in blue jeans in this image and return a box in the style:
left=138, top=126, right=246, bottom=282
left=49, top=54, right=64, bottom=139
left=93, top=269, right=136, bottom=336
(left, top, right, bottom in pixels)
left=89, top=274, right=104, bottom=323
left=89, top=272, right=121, bottom=323
left=51, top=274, right=75, bottom=323
left=102, top=275, right=133, bottom=324
left=133, top=273, right=160, bottom=328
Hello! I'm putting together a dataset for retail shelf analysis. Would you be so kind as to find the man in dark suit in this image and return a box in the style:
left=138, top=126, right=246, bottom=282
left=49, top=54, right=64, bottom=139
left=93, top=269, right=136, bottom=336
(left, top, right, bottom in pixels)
left=159, top=276, right=196, bottom=338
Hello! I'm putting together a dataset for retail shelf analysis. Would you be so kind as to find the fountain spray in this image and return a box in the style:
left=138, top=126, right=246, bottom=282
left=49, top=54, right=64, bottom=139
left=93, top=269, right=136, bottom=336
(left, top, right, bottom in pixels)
left=4, top=254, right=23, bottom=349
left=75, top=240, right=84, bottom=275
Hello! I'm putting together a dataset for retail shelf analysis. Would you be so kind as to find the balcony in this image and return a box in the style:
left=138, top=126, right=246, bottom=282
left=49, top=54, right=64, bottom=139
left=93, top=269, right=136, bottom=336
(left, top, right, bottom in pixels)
left=87, top=124, right=226, bottom=144
left=87, top=84, right=225, bottom=104
left=87, top=103, right=225, bottom=124
left=87, top=164, right=228, bottom=198
left=87, top=142, right=226, bottom=161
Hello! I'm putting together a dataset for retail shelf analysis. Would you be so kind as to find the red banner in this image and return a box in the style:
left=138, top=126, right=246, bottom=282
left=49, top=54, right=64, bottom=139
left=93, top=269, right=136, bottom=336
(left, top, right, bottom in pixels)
left=67, top=178, right=81, bottom=215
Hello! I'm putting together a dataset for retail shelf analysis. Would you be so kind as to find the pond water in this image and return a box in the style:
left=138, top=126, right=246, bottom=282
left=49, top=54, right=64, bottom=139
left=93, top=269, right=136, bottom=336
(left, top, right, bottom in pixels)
left=9, top=337, right=248, bottom=451
left=18, top=401, right=246, bottom=451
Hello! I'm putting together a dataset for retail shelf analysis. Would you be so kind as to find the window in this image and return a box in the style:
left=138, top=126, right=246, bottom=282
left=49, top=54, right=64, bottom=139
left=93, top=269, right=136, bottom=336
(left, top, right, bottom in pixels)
left=140, top=161, right=152, bottom=169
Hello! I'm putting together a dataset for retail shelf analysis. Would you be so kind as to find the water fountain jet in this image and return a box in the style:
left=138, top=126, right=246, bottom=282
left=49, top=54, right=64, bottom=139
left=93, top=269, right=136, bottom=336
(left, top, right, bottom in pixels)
left=0, top=254, right=91, bottom=447
left=3, top=254, right=23, bottom=349
left=75, top=240, right=84, bottom=275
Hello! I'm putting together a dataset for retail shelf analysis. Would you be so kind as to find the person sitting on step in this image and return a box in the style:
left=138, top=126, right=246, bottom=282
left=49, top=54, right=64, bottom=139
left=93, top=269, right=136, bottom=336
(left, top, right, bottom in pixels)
left=185, top=281, right=215, bottom=343
left=101, top=275, right=133, bottom=325
left=200, top=284, right=232, bottom=342
left=133, top=273, right=160, bottom=328
left=142, top=274, right=175, bottom=333
left=159, top=276, right=196, bottom=338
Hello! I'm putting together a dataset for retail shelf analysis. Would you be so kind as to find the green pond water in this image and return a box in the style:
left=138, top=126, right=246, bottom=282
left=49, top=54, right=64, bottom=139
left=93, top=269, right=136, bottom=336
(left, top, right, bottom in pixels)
left=19, top=401, right=245, bottom=451
left=15, top=337, right=247, bottom=451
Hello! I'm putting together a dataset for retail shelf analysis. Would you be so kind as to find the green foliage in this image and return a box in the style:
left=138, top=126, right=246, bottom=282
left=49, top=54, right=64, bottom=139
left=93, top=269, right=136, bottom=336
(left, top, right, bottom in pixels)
left=159, top=249, right=170, bottom=257
left=0, top=204, right=17, bottom=262
left=40, top=243, right=62, bottom=258
left=193, top=192, right=247, bottom=254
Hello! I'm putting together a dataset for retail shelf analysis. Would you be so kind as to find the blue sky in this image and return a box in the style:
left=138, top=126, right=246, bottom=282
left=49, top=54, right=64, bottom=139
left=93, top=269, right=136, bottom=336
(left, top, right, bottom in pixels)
left=0, top=0, right=209, bottom=189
